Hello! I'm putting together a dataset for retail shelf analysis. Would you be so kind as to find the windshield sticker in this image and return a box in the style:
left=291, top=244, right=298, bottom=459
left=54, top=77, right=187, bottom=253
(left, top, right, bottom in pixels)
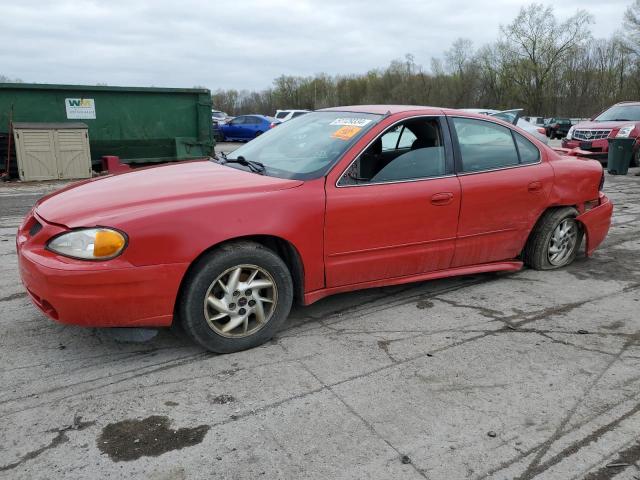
left=330, top=118, right=373, bottom=127
left=332, top=125, right=362, bottom=140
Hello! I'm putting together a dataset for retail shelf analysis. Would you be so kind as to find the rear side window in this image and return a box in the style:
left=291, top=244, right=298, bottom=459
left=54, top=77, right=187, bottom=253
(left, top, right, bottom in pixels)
left=452, top=117, right=519, bottom=172
left=514, top=132, right=540, bottom=164
left=275, top=112, right=288, bottom=119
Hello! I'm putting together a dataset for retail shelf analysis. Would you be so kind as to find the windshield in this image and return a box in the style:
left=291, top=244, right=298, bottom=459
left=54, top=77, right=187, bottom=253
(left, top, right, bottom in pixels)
left=223, top=111, right=382, bottom=180
left=594, top=105, right=640, bottom=122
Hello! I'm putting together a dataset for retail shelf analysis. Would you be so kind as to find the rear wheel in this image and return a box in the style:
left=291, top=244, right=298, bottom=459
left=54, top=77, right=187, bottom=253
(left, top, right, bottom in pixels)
left=179, top=242, right=293, bottom=353
left=522, top=208, right=583, bottom=270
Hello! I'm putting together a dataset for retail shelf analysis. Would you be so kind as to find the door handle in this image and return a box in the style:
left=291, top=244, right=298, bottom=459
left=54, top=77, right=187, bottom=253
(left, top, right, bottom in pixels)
left=431, top=192, right=454, bottom=206
left=528, top=181, right=543, bottom=193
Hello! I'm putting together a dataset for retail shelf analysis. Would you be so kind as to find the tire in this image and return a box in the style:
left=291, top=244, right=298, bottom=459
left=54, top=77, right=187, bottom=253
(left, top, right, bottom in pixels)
left=632, top=149, right=640, bottom=168
left=522, top=207, right=583, bottom=270
left=178, top=241, right=293, bottom=353
left=255, top=131, right=263, bottom=138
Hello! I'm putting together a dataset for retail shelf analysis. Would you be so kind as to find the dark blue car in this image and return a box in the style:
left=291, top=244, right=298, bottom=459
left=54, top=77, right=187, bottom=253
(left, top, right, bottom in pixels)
left=219, top=115, right=279, bottom=141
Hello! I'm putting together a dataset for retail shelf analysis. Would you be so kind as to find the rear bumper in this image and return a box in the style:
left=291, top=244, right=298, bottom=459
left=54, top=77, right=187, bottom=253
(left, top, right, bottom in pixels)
left=576, top=193, right=613, bottom=256
left=16, top=212, right=187, bottom=327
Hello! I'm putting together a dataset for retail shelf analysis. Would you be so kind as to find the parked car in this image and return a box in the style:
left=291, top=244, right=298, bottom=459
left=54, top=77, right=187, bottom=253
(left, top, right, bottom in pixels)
left=17, top=105, right=612, bottom=353
left=545, top=118, right=573, bottom=139
left=211, top=110, right=230, bottom=124
left=562, top=101, right=640, bottom=166
left=525, top=116, right=547, bottom=127
left=462, top=109, right=549, bottom=144
left=275, top=109, right=310, bottom=122
left=219, top=115, right=279, bottom=141
left=212, top=123, right=223, bottom=142
left=211, top=110, right=232, bottom=141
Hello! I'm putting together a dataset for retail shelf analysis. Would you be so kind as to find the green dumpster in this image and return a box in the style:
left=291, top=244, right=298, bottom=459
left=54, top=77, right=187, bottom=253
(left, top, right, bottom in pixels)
left=0, top=83, right=214, bottom=174
left=607, top=138, right=635, bottom=175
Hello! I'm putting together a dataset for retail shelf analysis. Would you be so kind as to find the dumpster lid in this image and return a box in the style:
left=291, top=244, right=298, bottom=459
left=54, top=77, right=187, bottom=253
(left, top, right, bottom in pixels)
left=13, top=122, right=88, bottom=130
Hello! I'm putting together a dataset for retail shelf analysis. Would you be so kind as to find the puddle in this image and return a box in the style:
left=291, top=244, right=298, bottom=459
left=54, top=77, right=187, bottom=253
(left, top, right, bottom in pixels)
left=97, top=415, right=209, bottom=462
left=416, top=300, right=434, bottom=309
left=209, top=394, right=236, bottom=405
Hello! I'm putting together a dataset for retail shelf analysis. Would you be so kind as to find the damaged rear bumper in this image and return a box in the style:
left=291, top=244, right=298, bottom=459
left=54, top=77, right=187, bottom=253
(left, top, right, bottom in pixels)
left=577, top=193, right=613, bottom=256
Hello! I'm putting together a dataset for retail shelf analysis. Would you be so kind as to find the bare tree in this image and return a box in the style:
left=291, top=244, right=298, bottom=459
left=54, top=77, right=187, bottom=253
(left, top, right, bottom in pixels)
left=499, top=4, right=593, bottom=113
left=0, top=75, right=23, bottom=83
left=624, top=0, right=640, bottom=55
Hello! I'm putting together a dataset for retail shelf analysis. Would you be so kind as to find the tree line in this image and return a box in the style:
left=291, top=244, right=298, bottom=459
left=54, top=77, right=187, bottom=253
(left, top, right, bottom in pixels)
left=212, top=2, right=640, bottom=118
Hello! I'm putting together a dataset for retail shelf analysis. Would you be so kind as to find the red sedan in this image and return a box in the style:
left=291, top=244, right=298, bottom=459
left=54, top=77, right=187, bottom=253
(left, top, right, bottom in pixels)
left=17, top=106, right=613, bottom=353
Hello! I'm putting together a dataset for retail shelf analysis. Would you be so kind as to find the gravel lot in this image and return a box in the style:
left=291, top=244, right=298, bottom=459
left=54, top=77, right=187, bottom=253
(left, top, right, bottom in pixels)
left=1, top=149, right=640, bottom=479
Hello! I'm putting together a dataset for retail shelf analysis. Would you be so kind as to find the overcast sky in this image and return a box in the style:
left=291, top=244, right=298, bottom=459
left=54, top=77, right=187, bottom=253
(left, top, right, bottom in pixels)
left=0, top=0, right=631, bottom=91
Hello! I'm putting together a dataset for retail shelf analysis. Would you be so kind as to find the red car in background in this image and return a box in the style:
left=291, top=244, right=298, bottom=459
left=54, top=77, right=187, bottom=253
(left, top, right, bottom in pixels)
left=17, top=106, right=613, bottom=353
left=562, top=101, right=640, bottom=166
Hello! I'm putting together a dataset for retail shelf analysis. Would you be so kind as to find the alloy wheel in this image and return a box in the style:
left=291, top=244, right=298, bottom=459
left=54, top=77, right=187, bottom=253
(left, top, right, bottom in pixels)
left=203, top=264, right=277, bottom=338
left=547, top=219, right=579, bottom=266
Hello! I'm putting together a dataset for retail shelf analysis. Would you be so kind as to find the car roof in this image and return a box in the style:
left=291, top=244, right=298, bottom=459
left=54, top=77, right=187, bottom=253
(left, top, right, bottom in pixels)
left=319, top=105, right=445, bottom=115
left=239, top=114, right=273, bottom=120
left=459, top=108, right=499, bottom=114
left=315, top=105, right=539, bottom=127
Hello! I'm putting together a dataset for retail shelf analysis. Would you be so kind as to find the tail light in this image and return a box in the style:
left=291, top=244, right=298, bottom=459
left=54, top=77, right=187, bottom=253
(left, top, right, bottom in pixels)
left=269, top=122, right=278, bottom=129
left=537, top=127, right=546, bottom=135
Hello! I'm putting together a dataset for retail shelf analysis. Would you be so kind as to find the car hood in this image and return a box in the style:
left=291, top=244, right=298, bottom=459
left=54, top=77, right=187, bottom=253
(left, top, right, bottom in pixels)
left=573, top=120, right=631, bottom=130
left=35, top=160, right=303, bottom=228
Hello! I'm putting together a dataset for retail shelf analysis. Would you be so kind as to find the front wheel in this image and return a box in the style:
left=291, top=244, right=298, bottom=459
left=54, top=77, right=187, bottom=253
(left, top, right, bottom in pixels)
left=522, top=208, right=583, bottom=270
left=178, top=242, right=293, bottom=353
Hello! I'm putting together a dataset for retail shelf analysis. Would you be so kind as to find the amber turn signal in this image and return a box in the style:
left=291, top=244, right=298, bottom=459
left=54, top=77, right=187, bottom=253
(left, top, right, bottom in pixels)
left=94, top=230, right=126, bottom=258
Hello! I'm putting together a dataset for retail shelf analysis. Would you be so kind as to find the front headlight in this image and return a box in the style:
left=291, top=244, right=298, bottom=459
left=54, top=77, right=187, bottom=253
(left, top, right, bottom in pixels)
left=616, top=124, right=635, bottom=138
left=566, top=126, right=575, bottom=140
left=47, top=228, right=127, bottom=260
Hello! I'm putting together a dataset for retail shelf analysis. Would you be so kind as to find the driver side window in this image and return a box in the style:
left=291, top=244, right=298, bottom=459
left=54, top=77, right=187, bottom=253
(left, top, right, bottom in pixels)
left=339, top=117, right=446, bottom=186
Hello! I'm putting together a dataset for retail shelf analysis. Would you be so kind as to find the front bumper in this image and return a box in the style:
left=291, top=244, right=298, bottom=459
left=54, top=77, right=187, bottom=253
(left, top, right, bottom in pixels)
left=576, top=193, right=613, bottom=256
left=561, top=139, right=609, bottom=161
left=16, top=211, right=188, bottom=327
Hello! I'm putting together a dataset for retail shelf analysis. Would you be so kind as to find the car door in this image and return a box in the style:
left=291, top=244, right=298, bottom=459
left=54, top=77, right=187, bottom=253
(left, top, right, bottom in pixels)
left=324, top=116, right=461, bottom=287
left=224, top=116, right=244, bottom=138
left=448, top=116, right=554, bottom=267
left=243, top=116, right=258, bottom=138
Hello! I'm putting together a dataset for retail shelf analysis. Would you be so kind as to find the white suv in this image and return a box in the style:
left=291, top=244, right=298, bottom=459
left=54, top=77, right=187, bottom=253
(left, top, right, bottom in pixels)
left=274, top=109, right=310, bottom=122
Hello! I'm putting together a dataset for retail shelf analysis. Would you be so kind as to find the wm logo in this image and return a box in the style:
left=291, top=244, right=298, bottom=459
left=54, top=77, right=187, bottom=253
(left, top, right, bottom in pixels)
left=66, top=99, right=92, bottom=107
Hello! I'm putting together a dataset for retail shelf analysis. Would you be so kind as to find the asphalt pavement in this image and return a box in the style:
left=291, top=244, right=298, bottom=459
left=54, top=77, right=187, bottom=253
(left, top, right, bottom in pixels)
left=1, top=149, right=640, bottom=479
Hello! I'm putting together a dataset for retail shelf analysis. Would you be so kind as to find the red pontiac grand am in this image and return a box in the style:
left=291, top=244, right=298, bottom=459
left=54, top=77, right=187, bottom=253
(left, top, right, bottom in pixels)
left=17, top=106, right=613, bottom=353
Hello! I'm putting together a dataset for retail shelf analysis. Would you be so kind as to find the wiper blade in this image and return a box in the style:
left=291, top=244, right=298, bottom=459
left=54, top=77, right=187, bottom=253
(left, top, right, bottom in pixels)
left=211, top=151, right=227, bottom=163
left=216, top=155, right=266, bottom=174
